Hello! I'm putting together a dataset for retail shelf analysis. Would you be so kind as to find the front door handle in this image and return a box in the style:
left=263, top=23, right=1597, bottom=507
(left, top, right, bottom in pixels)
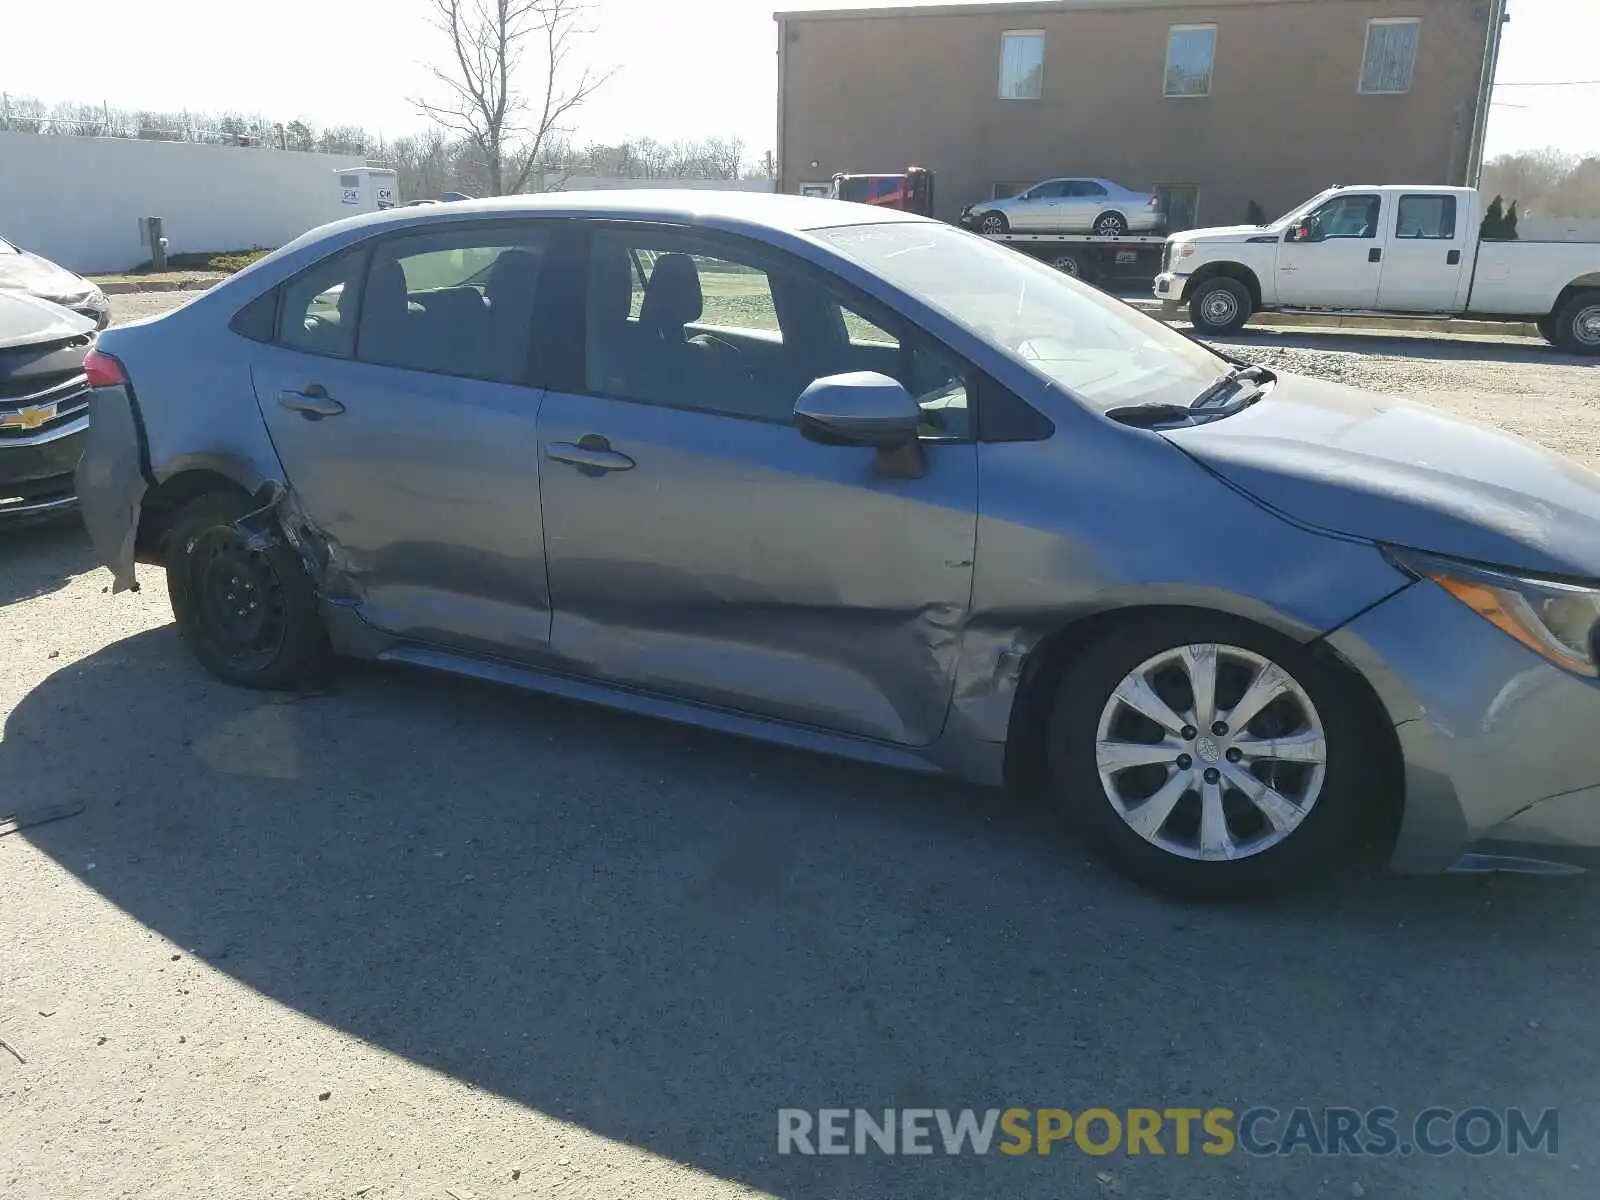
left=1368, top=247, right=1383, bottom=263
left=547, top=435, right=635, bottom=473
left=278, top=385, right=345, bottom=419
left=1447, top=249, right=1462, bottom=265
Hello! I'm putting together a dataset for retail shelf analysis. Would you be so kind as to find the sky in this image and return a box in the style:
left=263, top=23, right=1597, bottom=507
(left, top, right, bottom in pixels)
left=3, top=0, right=1596, bottom=163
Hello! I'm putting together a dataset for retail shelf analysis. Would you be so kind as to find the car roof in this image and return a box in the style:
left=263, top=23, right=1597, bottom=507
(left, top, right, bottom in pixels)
left=300, top=189, right=927, bottom=245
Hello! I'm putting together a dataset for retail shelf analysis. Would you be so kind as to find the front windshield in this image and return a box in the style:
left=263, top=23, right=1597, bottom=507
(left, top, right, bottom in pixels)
left=817, top=221, right=1228, bottom=412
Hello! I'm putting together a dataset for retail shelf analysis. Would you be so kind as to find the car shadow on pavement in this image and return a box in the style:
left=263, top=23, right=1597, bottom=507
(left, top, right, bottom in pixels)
left=0, top=516, right=98, bottom=606
left=1209, top=327, right=1600, bottom=366
left=6, top=629, right=1597, bottom=1199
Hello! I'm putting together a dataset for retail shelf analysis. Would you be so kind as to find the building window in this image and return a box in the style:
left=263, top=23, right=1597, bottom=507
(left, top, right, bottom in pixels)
left=1360, top=18, right=1420, bottom=94
left=1154, top=184, right=1200, bottom=231
left=999, top=31, right=1045, bottom=100
left=1164, top=25, right=1216, bottom=97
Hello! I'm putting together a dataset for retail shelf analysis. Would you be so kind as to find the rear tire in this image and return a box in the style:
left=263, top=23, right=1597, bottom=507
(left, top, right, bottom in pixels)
left=979, top=211, right=1009, bottom=236
left=1093, top=211, right=1129, bottom=237
left=1554, top=291, right=1600, bottom=356
left=1048, top=251, right=1095, bottom=284
left=165, top=491, right=331, bottom=690
left=1189, top=277, right=1252, bottom=335
left=1046, top=611, right=1381, bottom=901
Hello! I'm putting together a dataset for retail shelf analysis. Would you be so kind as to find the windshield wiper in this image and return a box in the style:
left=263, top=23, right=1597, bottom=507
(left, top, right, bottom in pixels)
left=1190, top=364, right=1275, bottom=411
left=1105, top=403, right=1197, bottom=429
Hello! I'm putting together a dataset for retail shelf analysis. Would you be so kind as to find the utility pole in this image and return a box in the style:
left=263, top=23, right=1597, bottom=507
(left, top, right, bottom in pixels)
left=1465, top=0, right=1511, bottom=187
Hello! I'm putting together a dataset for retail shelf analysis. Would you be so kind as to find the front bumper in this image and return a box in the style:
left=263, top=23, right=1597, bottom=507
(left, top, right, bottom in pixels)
left=1326, top=579, right=1600, bottom=871
left=74, top=384, right=147, bottom=590
left=1154, top=271, right=1187, bottom=299
left=0, top=420, right=86, bottom=525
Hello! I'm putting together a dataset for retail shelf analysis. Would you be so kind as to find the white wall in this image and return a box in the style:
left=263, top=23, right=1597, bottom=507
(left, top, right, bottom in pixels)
left=547, top=176, right=775, bottom=194
left=1516, top=216, right=1600, bottom=243
left=0, top=133, right=367, bottom=272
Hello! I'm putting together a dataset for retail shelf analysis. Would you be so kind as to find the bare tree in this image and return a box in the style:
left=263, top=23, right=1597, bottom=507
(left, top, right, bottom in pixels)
left=415, top=0, right=612, bottom=196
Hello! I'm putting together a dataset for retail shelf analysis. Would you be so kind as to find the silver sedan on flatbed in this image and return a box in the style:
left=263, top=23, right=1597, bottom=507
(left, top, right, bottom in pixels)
left=74, top=190, right=1600, bottom=899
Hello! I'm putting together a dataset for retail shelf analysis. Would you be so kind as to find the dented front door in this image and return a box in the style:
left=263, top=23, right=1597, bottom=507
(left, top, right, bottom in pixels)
left=537, top=392, right=979, bottom=747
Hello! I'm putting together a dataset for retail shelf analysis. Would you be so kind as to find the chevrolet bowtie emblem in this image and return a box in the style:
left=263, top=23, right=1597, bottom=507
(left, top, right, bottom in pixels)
left=0, top=404, right=57, bottom=432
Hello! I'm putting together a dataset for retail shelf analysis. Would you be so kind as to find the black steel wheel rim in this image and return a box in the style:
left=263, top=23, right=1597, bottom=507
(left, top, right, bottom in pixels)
left=186, top=528, right=289, bottom=672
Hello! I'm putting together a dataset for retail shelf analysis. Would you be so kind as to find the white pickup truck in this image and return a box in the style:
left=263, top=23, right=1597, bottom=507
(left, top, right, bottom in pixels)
left=1153, top=185, right=1600, bottom=354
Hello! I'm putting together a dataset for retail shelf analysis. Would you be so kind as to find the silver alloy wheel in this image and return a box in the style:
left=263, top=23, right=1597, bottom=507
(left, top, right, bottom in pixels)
left=1051, top=255, right=1082, bottom=276
left=981, top=213, right=1007, bottom=235
left=1575, top=303, right=1600, bottom=346
left=1094, top=643, right=1328, bottom=862
left=1201, top=288, right=1240, bottom=327
left=1094, top=214, right=1126, bottom=236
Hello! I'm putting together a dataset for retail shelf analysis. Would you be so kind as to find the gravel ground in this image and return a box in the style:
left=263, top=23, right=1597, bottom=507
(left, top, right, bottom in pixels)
left=2, top=298, right=1599, bottom=1199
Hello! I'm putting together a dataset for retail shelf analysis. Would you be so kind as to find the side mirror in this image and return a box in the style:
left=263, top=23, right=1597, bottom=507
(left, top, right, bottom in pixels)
left=795, top=372, right=920, bottom=447
left=1286, top=223, right=1318, bottom=244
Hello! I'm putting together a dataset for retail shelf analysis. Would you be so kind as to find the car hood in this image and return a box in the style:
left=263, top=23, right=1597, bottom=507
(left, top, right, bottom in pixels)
left=1161, top=373, right=1600, bottom=578
left=0, top=247, right=93, bottom=303
left=1174, top=224, right=1276, bottom=243
left=0, top=289, right=97, bottom=350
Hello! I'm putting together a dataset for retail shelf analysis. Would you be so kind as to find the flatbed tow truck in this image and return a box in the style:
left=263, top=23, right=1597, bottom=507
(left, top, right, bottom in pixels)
left=828, top=169, right=1166, bottom=289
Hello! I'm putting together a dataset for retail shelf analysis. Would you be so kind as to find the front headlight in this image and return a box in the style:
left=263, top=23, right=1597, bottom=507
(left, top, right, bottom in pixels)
left=1386, top=547, right=1600, bottom=678
left=1171, top=242, right=1196, bottom=261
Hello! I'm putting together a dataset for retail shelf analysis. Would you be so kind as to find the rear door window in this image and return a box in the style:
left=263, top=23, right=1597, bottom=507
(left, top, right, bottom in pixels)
left=1395, top=194, right=1458, bottom=239
left=356, top=225, right=549, bottom=384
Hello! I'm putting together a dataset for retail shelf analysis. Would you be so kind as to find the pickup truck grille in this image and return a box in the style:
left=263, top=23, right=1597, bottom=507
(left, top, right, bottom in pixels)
left=0, top=333, right=92, bottom=441
left=1160, top=242, right=1173, bottom=274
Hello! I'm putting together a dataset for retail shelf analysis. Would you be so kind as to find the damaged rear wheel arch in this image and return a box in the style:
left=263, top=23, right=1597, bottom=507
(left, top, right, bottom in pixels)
left=134, top=470, right=254, bottom=565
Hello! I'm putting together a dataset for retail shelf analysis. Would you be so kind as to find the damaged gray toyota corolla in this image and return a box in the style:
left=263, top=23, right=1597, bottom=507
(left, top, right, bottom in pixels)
left=76, top=191, right=1600, bottom=899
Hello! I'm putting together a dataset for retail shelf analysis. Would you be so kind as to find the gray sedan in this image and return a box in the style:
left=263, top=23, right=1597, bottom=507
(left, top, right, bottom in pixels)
left=74, top=192, right=1600, bottom=899
left=961, top=178, right=1165, bottom=237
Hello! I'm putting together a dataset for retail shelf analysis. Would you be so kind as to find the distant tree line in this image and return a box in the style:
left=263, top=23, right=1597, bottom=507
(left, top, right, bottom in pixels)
left=1479, top=149, right=1600, bottom=221
left=0, top=94, right=774, bottom=203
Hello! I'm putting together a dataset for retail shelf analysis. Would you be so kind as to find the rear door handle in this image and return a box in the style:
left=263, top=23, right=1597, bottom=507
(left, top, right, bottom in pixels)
left=547, top=436, right=635, bottom=472
left=1368, top=248, right=1383, bottom=263
left=278, top=386, right=345, bottom=419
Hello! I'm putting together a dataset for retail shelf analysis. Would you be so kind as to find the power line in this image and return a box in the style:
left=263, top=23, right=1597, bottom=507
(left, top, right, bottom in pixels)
left=1494, top=80, right=1600, bottom=87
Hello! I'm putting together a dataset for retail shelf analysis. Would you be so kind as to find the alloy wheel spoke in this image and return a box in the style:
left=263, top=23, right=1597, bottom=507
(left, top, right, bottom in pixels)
left=1179, top=644, right=1219, bottom=727
left=1233, top=728, right=1326, bottom=766
left=1096, top=738, right=1184, bottom=773
left=1197, top=779, right=1234, bottom=860
left=1113, top=674, right=1189, bottom=737
left=1220, top=762, right=1305, bottom=834
left=1223, top=662, right=1293, bottom=732
left=1123, top=770, right=1192, bottom=840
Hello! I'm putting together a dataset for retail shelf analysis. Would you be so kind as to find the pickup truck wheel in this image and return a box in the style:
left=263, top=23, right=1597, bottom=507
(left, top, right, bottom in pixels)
left=1555, top=292, right=1600, bottom=356
left=1189, top=278, right=1252, bottom=335
left=1093, top=211, right=1128, bottom=237
left=1536, top=315, right=1559, bottom=346
left=980, top=212, right=1009, bottom=235
left=166, top=492, right=332, bottom=690
left=1046, top=612, right=1381, bottom=900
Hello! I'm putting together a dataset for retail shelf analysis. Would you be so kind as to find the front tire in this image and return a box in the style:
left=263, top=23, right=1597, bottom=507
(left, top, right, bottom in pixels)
left=1537, top=314, right=1559, bottom=346
left=979, top=211, right=1009, bottom=236
left=165, top=491, right=331, bottom=690
left=1189, top=277, right=1252, bottom=335
left=1554, top=291, right=1600, bottom=356
left=1046, top=612, right=1381, bottom=900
